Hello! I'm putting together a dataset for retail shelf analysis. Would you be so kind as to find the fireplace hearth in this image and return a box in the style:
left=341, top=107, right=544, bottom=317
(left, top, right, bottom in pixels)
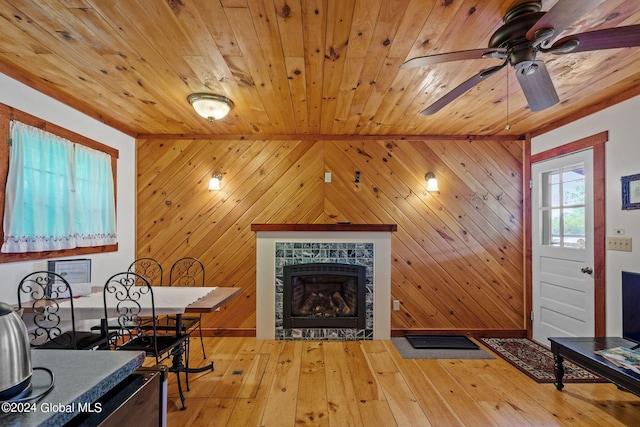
left=283, top=263, right=366, bottom=329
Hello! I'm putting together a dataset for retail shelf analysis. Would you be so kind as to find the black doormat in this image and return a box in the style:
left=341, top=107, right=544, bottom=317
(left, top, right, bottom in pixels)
left=405, top=334, right=479, bottom=350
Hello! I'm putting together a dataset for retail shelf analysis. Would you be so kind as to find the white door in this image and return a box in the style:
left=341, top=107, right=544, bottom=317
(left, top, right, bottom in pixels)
left=532, top=149, right=594, bottom=344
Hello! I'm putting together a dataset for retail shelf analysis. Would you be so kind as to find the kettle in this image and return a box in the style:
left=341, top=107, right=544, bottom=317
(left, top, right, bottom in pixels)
left=0, top=301, right=33, bottom=400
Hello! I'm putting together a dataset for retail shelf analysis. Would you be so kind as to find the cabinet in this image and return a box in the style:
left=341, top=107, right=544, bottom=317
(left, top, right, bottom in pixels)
left=0, top=350, right=164, bottom=427
left=68, top=366, right=167, bottom=427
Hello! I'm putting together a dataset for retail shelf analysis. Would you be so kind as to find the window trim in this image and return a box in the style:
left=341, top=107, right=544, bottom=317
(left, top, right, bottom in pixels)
left=0, top=104, right=118, bottom=263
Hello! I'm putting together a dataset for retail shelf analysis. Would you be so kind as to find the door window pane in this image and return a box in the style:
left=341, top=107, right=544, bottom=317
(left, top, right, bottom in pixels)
left=540, top=163, right=586, bottom=248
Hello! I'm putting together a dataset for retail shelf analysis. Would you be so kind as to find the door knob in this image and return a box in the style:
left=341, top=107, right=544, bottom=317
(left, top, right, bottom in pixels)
left=581, top=266, right=593, bottom=274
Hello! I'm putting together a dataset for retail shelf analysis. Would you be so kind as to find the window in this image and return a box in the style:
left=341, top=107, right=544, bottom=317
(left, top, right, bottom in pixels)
left=0, top=105, right=118, bottom=262
left=539, top=163, right=586, bottom=249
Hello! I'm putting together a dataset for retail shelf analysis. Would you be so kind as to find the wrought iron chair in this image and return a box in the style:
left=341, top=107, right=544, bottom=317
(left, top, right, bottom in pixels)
left=17, top=271, right=108, bottom=350
left=128, top=257, right=163, bottom=286
left=169, top=257, right=206, bottom=359
left=127, top=257, right=164, bottom=327
left=102, top=272, right=190, bottom=410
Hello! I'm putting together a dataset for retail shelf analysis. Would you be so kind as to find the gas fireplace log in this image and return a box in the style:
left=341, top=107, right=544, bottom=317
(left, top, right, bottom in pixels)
left=299, top=292, right=333, bottom=315
left=297, top=291, right=353, bottom=316
left=298, top=293, right=316, bottom=315
left=332, top=292, right=352, bottom=315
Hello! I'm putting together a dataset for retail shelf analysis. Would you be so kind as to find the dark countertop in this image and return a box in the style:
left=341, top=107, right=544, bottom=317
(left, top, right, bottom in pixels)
left=0, top=349, right=145, bottom=427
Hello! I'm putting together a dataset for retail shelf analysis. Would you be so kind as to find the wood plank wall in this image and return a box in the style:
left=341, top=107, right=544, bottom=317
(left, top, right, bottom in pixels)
left=136, top=136, right=525, bottom=336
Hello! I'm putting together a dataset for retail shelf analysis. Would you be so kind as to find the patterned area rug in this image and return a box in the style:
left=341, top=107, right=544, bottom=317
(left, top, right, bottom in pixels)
left=480, top=338, right=606, bottom=383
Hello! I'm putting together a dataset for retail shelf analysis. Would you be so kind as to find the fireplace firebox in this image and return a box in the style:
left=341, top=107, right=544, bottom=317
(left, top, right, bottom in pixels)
left=283, top=263, right=366, bottom=329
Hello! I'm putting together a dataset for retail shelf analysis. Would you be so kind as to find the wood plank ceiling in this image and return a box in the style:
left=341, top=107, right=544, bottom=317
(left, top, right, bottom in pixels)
left=0, top=0, right=639, bottom=137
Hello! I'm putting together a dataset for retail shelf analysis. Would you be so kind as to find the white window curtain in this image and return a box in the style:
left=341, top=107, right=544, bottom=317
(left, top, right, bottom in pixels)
left=2, top=121, right=117, bottom=253
left=74, top=144, right=117, bottom=247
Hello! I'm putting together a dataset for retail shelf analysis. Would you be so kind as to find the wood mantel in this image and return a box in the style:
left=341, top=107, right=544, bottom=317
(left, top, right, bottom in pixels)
left=251, top=224, right=397, bottom=232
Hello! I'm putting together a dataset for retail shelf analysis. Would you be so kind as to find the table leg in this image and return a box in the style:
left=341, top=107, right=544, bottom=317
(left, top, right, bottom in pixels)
left=167, top=338, right=214, bottom=411
left=553, top=353, right=565, bottom=391
left=172, top=315, right=214, bottom=374
left=170, top=339, right=214, bottom=374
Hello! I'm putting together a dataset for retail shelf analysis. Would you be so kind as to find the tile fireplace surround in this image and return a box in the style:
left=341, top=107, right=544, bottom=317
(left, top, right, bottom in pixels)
left=252, top=224, right=395, bottom=340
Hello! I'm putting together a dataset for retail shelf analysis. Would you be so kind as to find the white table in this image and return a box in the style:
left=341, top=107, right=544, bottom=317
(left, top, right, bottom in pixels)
left=57, top=286, right=241, bottom=377
left=61, top=286, right=221, bottom=320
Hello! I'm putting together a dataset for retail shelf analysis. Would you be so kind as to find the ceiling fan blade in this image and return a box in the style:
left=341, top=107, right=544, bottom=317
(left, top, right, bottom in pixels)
left=401, top=48, right=506, bottom=70
left=420, top=64, right=505, bottom=115
left=548, top=25, right=640, bottom=54
left=515, top=61, right=559, bottom=112
left=525, top=0, right=603, bottom=45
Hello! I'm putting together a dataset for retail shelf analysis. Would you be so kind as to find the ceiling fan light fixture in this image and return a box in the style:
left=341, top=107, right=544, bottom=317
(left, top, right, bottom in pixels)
left=188, top=93, right=234, bottom=121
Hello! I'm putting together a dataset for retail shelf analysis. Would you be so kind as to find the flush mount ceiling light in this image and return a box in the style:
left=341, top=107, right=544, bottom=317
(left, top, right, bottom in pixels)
left=425, top=172, right=439, bottom=192
left=188, top=93, right=234, bottom=121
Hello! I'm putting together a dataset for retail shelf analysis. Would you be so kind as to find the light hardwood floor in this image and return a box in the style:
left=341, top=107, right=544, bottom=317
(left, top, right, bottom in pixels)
left=157, top=337, right=640, bottom=426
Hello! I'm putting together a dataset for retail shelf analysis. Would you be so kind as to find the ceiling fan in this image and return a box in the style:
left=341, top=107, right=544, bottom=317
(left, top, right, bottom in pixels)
left=401, top=0, right=640, bottom=115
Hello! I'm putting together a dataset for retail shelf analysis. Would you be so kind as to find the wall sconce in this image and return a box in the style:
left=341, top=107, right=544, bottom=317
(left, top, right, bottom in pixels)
left=425, top=172, right=439, bottom=192
left=188, top=93, right=234, bottom=121
left=208, top=173, right=222, bottom=191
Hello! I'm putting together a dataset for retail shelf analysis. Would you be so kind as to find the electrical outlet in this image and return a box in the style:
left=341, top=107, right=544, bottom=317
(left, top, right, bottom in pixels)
left=324, top=172, right=332, bottom=183
left=607, top=236, right=632, bottom=252
left=393, top=300, right=400, bottom=311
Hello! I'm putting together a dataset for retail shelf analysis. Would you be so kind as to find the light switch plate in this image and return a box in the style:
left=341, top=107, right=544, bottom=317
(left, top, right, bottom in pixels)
left=607, top=236, right=632, bottom=252
left=324, top=172, right=331, bottom=183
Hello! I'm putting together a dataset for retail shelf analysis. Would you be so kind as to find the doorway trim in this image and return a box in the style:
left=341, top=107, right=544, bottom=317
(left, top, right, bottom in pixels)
left=526, top=131, right=608, bottom=337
